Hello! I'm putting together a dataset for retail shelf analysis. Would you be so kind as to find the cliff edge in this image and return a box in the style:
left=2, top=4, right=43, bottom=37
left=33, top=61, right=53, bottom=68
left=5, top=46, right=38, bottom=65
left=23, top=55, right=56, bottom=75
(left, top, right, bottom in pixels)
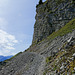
left=33, top=0, right=75, bottom=43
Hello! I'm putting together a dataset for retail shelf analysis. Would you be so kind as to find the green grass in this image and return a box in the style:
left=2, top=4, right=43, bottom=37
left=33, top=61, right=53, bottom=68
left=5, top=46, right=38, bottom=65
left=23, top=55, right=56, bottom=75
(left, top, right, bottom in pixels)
left=46, top=56, right=52, bottom=63
left=47, top=19, right=75, bottom=40
left=43, top=72, right=46, bottom=75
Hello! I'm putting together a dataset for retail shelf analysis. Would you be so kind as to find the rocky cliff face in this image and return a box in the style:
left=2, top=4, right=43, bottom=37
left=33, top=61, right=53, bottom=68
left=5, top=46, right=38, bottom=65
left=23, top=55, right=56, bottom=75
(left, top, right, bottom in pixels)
left=30, top=18, right=75, bottom=57
left=0, top=0, right=75, bottom=75
left=33, top=0, right=75, bottom=43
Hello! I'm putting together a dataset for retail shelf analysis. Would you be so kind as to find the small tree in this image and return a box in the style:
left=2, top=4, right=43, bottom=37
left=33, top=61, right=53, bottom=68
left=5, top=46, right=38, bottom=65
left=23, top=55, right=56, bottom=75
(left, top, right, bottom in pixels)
left=39, top=0, right=43, bottom=4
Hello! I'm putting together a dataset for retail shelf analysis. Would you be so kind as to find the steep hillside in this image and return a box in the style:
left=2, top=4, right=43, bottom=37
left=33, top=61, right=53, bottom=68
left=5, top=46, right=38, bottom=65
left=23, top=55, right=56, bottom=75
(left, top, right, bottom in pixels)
left=0, top=0, right=75, bottom=75
left=0, top=19, right=75, bottom=75
left=29, top=19, right=75, bottom=57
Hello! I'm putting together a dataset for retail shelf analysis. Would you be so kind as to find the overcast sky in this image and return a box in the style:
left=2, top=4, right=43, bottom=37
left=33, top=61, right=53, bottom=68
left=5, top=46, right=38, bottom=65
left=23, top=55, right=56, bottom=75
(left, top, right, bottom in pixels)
left=0, top=0, right=46, bottom=56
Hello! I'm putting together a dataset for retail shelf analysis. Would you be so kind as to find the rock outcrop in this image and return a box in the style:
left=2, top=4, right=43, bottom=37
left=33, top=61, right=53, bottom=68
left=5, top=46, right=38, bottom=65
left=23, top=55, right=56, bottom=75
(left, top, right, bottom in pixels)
left=30, top=30, right=75, bottom=57
left=32, top=0, right=75, bottom=43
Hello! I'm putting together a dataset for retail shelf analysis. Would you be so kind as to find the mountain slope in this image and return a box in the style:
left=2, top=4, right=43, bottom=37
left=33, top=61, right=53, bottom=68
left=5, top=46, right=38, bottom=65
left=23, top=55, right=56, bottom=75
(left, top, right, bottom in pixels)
left=0, top=17, right=75, bottom=75
left=0, top=0, right=75, bottom=75
left=29, top=19, right=75, bottom=57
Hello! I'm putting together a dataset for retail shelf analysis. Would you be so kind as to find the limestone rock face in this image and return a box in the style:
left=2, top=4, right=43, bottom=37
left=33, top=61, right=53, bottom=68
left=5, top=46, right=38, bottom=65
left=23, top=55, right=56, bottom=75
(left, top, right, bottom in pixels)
left=32, top=0, right=75, bottom=43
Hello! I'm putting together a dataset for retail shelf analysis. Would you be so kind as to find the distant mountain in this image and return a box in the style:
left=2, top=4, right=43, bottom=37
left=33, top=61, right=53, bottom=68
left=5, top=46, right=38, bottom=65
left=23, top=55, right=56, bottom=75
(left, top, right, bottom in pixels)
left=0, top=55, right=13, bottom=62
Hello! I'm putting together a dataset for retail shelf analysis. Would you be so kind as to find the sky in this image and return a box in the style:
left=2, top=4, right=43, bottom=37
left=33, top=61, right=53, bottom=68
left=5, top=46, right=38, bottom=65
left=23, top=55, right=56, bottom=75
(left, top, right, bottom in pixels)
left=0, top=0, right=46, bottom=56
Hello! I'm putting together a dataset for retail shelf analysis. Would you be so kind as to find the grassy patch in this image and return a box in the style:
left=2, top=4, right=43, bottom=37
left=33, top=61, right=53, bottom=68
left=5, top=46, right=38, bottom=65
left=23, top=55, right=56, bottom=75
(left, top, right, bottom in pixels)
left=53, top=65, right=57, bottom=71
left=31, top=18, right=75, bottom=54
left=33, top=19, right=75, bottom=46
left=43, top=72, right=46, bottom=75
left=46, top=56, right=52, bottom=63
left=47, top=19, right=75, bottom=40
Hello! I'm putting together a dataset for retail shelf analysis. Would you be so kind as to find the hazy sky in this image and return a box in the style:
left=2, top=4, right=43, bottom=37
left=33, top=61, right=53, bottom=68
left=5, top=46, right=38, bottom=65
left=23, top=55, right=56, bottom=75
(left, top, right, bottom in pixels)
left=0, top=0, right=46, bottom=56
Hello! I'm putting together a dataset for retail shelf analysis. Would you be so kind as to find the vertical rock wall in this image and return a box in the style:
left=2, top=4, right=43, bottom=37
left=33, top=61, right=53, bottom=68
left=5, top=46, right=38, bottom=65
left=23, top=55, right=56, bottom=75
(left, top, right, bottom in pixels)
left=32, top=0, right=75, bottom=43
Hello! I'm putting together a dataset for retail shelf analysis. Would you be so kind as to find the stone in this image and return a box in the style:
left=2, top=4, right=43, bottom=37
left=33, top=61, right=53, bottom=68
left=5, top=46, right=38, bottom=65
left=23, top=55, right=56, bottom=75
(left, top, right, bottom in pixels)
left=60, top=65, right=64, bottom=70
left=72, top=53, right=75, bottom=57
left=74, top=67, right=75, bottom=70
